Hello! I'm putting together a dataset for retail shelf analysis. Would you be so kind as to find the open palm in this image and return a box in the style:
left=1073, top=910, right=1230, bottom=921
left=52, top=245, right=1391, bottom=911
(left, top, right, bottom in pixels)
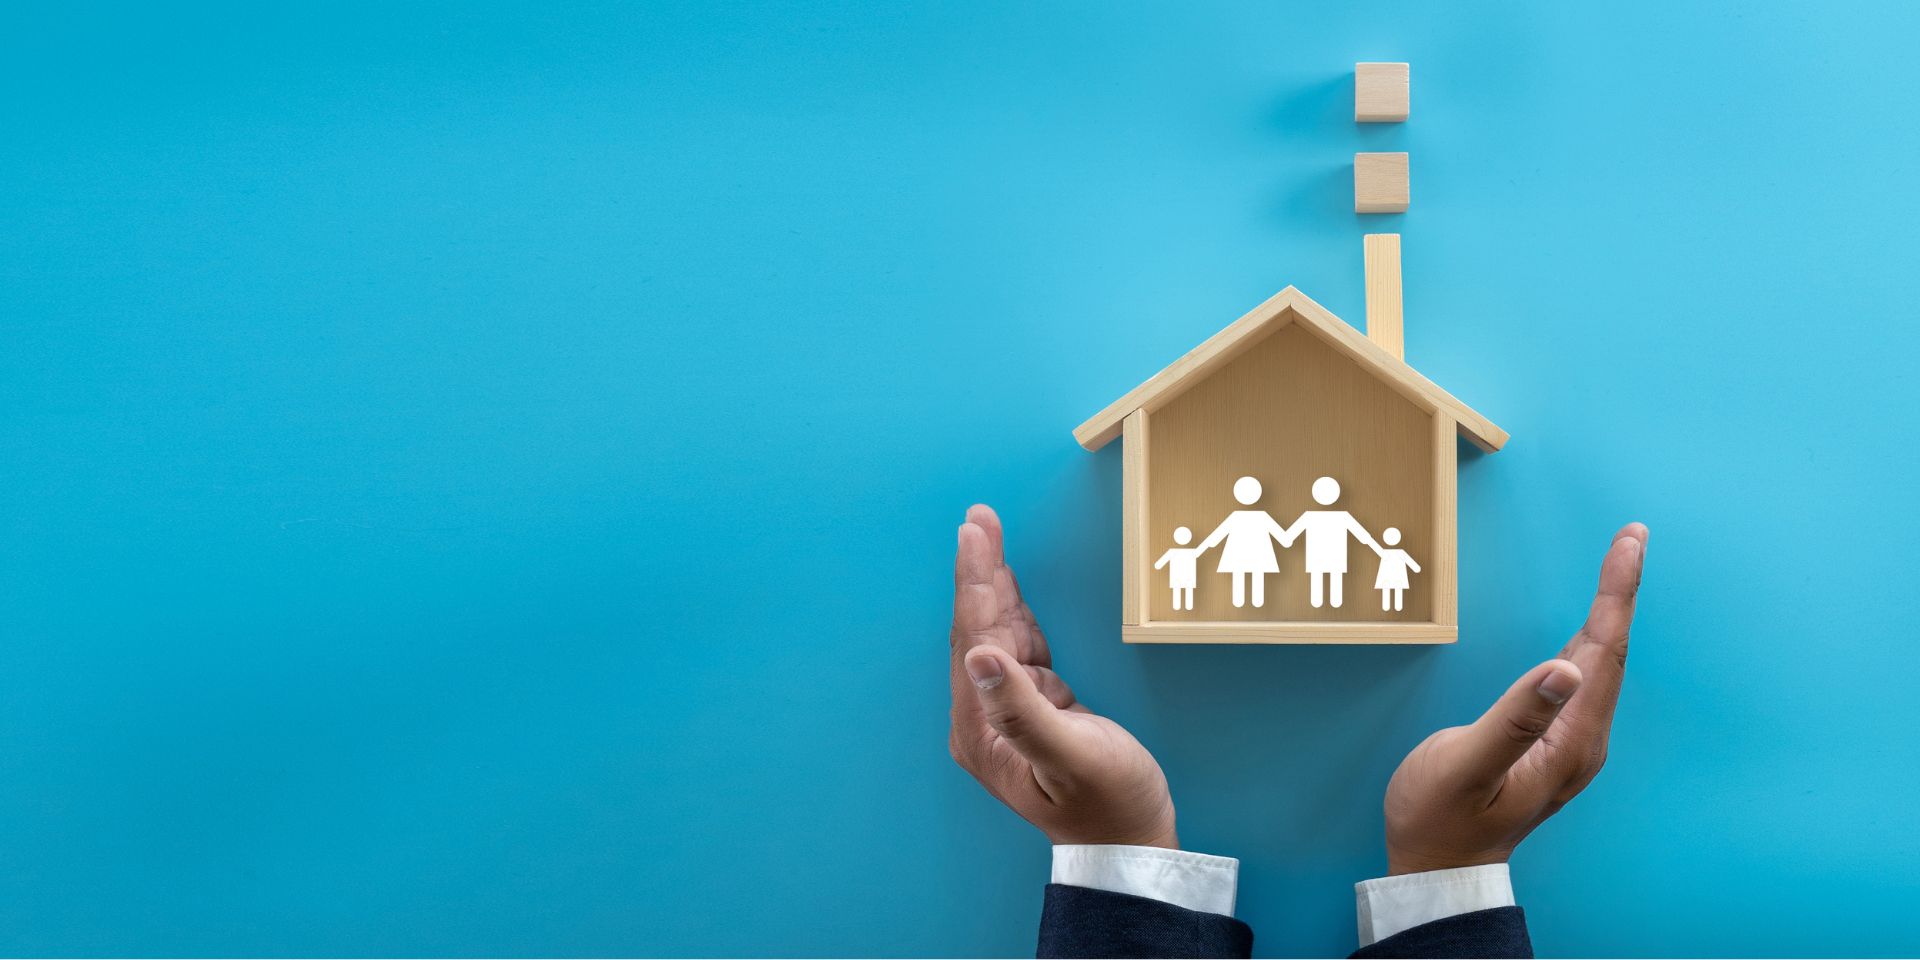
left=948, top=504, right=1177, bottom=849
left=1383, top=522, right=1649, bottom=874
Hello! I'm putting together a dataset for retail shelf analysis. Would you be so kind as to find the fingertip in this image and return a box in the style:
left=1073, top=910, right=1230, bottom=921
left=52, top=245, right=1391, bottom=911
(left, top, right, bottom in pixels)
left=967, top=644, right=1046, bottom=717
left=1457, top=659, right=1585, bottom=789
left=964, top=504, right=1007, bottom=558
left=964, top=645, right=1008, bottom=689
left=1611, top=523, right=1648, bottom=558
left=1536, top=658, right=1583, bottom=704
left=957, top=521, right=985, bottom=552
left=956, top=522, right=994, bottom=582
left=1601, top=530, right=1646, bottom=585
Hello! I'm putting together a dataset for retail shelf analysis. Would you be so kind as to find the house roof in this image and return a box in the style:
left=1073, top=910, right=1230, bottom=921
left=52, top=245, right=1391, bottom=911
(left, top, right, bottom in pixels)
left=1073, top=286, right=1509, bottom=453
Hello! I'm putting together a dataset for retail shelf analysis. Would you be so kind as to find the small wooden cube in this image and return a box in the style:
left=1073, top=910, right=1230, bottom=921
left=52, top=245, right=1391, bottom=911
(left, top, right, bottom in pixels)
left=1355, top=62, right=1409, bottom=122
left=1354, top=152, right=1409, bottom=213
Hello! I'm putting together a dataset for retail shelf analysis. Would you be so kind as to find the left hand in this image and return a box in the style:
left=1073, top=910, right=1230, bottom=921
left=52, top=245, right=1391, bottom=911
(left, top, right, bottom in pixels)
left=1381, top=523, right=1649, bottom=875
left=948, top=504, right=1178, bottom=849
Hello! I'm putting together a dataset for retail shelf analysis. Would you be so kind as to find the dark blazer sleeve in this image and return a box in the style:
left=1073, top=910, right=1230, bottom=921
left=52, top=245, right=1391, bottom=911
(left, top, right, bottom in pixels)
left=1349, top=906, right=1532, bottom=959
left=1037, top=883, right=1253, bottom=959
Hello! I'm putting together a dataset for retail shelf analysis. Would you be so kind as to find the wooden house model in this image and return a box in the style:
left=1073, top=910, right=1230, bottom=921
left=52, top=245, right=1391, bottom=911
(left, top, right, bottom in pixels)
left=1073, top=236, right=1507, bottom=644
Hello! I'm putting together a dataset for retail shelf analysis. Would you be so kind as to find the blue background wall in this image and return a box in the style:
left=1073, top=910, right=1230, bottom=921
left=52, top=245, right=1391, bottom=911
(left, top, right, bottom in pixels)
left=4, top=2, right=1916, bottom=956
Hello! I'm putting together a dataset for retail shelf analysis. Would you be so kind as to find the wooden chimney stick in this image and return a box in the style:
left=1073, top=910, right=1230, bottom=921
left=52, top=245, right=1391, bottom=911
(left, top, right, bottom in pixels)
left=1364, top=233, right=1404, bottom=360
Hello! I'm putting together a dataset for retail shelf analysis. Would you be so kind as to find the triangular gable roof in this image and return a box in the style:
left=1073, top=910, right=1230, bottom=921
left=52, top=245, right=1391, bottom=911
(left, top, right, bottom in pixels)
left=1073, top=286, right=1508, bottom=452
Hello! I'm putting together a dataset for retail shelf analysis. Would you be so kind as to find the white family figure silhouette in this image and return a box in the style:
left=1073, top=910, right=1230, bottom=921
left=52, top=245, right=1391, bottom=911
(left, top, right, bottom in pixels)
left=1194, top=476, right=1292, bottom=608
left=1277, top=476, right=1381, bottom=609
left=1153, top=526, right=1202, bottom=610
left=1373, top=526, right=1421, bottom=611
left=1171, top=475, right=1413, bottom=612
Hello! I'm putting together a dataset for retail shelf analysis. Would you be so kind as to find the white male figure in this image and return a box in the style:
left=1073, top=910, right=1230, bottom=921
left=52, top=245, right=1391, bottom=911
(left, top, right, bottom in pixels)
left=1279, top=476, right=1382, bottom=609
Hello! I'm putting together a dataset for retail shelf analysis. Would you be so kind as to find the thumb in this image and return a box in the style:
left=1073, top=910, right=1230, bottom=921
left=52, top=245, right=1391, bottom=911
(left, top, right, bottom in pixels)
left=1450, top=659, right=1584, bottom=792
left=964, top=646, right=1077, bottom=769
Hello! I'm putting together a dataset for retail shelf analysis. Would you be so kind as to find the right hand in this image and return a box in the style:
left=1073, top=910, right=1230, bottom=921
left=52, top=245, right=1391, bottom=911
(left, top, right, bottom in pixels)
left=1381, top=523, right=1648, bottom=874
left=948, top=504, right=1179, bottom=849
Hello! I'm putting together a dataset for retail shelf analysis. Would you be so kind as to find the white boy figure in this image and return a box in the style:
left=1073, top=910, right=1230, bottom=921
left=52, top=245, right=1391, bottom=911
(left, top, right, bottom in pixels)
left=1278, top=476, right=1382, bottom=609
left=1373, top=526, right=1421, bottom=612
left=1153, top=526, right=1203, bottom=611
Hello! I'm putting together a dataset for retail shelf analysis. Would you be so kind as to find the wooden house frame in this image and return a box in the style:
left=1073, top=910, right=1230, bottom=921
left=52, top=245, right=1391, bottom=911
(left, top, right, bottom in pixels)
left=1073, top=251, right=1507, bottom=645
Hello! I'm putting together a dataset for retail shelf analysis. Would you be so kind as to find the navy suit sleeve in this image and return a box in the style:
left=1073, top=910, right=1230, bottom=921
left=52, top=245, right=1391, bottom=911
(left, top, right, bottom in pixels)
left=1349, top=906, right=1532, bottom=959
left=1037, top=884, right=1253, bottom=959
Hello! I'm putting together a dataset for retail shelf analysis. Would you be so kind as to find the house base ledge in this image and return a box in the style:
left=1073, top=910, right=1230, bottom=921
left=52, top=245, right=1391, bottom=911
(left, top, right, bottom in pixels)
left=1123, top=621, right=1457, bottom=645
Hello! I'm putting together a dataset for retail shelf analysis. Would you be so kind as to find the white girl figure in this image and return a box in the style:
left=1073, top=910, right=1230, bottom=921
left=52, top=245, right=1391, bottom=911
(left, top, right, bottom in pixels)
left=1373, top=527, right=1421, bottom=612
left=1153, top=526, right=1203, bottom=611
left=1278, top=476, right=1382, bottom=609
left=1194, top=476, right=1291, bottom=608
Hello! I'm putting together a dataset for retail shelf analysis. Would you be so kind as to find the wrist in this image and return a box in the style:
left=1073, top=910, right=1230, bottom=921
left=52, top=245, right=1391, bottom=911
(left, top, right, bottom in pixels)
left=1134, top=824, right=1180, bottom=850
left=1049, top=812, right=1179, bottom=851
left=1051, top=826, right=1179, bottom=850
left=1385, top=848, right=1509, bottom=876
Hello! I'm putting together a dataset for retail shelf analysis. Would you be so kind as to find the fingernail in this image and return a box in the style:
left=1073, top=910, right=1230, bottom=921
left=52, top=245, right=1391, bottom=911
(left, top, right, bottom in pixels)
left=965, top=652, right=1004, bottom=689
left=1537, top=666, right=1580, bottom=704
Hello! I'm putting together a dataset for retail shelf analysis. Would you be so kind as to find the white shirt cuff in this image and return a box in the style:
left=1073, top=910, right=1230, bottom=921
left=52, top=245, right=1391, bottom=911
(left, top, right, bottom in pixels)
left=1051, top=844, right=1239, bottom=917
left=1355, top=863, right=1516, bottom=947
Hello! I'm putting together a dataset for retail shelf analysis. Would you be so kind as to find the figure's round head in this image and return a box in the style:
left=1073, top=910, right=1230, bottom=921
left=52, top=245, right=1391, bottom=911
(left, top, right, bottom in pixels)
left=1173, top=526, right=1193, bottom=545
left=1312, top=476, right=1341, bottom=505
left=1383, top=527, right=1401, bottom=546
left=1233, top=476, right=1261, bottom=505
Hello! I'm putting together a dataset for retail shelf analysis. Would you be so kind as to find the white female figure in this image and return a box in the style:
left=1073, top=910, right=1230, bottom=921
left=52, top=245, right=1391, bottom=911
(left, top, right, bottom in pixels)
left=1373, top=527, right=1421, bottom=612
left=1278, top=476, right=1382, bottom=609
left=1194, top=476, right=1291, bottom=608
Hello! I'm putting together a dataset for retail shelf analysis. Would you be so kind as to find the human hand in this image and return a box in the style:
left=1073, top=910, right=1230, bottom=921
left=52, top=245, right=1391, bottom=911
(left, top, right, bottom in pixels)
left=1380, top=523, right=1648, bottom=875
left=949, top=504, right=1178, bottom=849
